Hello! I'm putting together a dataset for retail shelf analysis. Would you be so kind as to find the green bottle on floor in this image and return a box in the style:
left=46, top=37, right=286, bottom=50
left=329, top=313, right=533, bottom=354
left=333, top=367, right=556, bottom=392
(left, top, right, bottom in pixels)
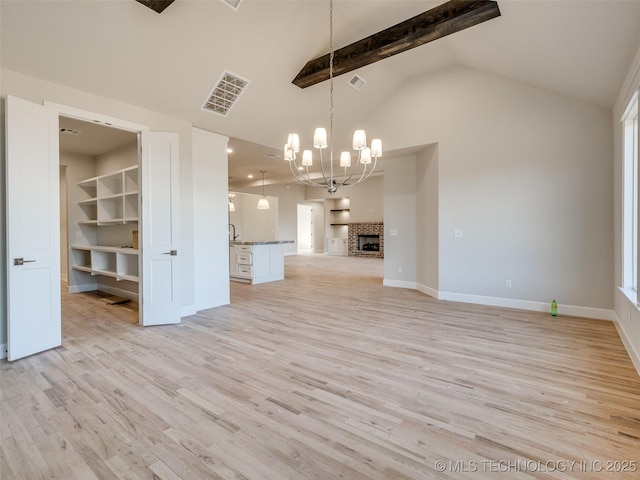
left=551, top=299, right=558, bottom=316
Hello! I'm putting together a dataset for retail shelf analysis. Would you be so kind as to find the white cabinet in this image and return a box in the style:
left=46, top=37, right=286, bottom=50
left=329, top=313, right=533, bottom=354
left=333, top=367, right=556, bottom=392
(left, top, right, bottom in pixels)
left=328, top=237, right=347, bottom=255
left=229, top=242, right=286, bottom=284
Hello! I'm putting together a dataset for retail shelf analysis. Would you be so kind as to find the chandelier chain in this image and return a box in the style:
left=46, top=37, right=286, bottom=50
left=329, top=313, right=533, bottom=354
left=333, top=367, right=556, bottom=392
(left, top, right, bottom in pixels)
left=329, top=0, right=334, bottom=167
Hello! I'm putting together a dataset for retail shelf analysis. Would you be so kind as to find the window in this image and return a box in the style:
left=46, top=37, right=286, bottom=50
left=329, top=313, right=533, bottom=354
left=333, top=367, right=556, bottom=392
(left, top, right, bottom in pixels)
left=623, top=93, right=639, bottom=294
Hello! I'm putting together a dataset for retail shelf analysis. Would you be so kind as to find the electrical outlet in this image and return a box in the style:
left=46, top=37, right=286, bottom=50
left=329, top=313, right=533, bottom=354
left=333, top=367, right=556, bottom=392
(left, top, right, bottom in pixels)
left=454, top=229, right=463, bottom=238
left=397, top=266, right=403, bottom=273
left=505, top=279, right=512, bottom=288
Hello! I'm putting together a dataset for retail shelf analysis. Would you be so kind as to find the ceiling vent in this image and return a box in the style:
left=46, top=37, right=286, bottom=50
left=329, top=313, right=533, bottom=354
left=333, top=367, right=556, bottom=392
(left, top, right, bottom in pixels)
left=59, top=127, right=81, bottom=135
left=202, top=71, right=250, bottom=117
left=348, top=74, right=366, bottom=91
left=220, top=0, right=242, bottom=10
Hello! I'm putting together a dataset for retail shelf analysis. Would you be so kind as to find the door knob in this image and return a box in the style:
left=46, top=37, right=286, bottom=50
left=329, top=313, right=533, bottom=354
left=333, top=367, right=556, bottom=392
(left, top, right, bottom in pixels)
left=13, top=258, right=36, bottom=266
left=162, top=250, right=177, bottom=256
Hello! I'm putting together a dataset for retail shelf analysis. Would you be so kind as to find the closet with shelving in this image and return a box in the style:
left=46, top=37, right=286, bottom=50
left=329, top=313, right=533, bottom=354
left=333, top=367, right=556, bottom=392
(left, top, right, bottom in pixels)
left=63, top=138, right=140, bottom=301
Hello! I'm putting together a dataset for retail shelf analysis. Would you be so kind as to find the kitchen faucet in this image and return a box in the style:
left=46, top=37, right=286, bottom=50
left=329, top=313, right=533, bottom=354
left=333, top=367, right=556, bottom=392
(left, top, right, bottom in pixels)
left=229, top=223, right=239, bottom=240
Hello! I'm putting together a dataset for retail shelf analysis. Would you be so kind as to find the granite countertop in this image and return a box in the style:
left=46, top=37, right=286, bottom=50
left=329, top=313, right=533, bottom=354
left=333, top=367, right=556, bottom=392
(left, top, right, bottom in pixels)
left=230, top=240, right=295, bottom=245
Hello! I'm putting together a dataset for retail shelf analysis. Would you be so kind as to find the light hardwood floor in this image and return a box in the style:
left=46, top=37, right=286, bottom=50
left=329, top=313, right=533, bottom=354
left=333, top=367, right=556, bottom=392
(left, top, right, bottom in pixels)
left=1, top=254, right=639, bottom=479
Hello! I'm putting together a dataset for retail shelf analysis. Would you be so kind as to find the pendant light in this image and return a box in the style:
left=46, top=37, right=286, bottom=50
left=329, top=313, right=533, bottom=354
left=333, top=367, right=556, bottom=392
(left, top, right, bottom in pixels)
left=257, top=170, right=270, bottom=210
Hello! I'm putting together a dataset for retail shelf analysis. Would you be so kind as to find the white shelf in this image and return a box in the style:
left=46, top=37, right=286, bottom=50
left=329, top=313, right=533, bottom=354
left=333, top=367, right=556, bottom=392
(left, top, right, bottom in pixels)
left=77, top=166, right=139, bottom=225
left=71, top=245, right=139, bottom=282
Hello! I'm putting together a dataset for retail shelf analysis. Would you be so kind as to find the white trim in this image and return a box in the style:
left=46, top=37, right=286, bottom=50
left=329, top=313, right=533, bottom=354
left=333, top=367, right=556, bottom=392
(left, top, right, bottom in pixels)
left=416, top=283, right=439, bottom=299
left=98, top=285, right=139, bottom=302
left=181, top=305, right=197, bottom=317
left=0, top=344, right=7, bottom=360
left=612, top=311, right=640, bottom=377
left=436, top=291, right=614, bottom=320
left=43, top=101, right=150, bottom=133
left=615, top=43, right=640, bottom=118
left=67, top=283, right=97, bottom=294
left=386, top=281, right=616, bottom=320
left=383, top=278, right=418, bottom=289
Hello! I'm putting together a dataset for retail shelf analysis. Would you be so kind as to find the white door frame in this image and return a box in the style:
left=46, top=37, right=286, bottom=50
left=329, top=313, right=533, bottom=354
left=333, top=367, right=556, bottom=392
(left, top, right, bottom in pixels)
left=44, top=101, right=150, bottom=326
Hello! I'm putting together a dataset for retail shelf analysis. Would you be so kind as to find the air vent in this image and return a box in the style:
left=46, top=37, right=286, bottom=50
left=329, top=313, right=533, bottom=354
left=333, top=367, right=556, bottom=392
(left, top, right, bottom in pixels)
left=348, top=74, right=366, bottom=91
left=202, top=71, right=249, bottom=117
left=220, top=0, right=242, bottom=10
left=59, top=128, right=81, bottom=135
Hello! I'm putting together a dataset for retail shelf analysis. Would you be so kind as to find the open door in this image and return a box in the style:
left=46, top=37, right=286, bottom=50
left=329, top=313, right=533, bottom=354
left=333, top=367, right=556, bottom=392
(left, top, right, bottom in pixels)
left=140, top=131, right=180, bottom=325
left=6, top=95, right=61, bottom=360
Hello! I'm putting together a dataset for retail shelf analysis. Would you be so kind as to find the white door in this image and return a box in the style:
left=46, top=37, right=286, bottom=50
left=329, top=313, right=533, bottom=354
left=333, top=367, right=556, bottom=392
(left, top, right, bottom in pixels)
left=6, top=95, right=61, bottom=361
left=140, top=131, right=180, bottom=326
left=297, top=204, right=313, bottom=250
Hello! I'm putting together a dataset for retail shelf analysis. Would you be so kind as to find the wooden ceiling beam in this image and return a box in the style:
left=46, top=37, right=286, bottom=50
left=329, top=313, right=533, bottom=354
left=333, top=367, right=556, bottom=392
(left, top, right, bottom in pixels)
left=135, top=0, right=176, bottom=14
left=293, top=0, right=501, bottom=89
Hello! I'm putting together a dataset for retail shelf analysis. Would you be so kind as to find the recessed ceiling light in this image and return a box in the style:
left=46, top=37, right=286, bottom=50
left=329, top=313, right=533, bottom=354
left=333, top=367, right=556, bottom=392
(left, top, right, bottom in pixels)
left=248, top=174, right=254, bottom=179
left=265, top=153, right=279, bottom=159
left=227, top=148, right=233, bottom=153
left=297, top=166, right=304, bottom=171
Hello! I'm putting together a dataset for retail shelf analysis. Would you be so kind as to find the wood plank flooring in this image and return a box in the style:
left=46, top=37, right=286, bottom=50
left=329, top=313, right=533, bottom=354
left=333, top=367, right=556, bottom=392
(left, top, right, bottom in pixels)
left=2, top=254, right=639, bottom=479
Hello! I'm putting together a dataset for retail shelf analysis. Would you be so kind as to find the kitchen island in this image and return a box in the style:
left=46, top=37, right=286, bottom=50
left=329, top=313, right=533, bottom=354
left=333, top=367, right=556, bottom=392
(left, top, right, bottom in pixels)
left=229, top=240, right=294, bottom=284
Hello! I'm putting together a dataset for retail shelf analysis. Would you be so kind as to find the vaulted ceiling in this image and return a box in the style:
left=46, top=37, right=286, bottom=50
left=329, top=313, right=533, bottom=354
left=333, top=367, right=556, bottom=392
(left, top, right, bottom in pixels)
left=2, top=0, right=640, bottom=189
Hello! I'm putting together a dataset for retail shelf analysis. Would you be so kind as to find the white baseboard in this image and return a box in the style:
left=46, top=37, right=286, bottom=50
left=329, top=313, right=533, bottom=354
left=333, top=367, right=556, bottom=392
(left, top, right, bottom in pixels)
left=67, top=283, right=98, bottom=294
left=98, top=285, right=139, bottom=302
left=0, top=343, right=6, bottom=360
left=437, top=290, right=614, bottom=321
left=385, top=282, right=614, bottom=322
left=416, top=283, right=439, bottom=299
left=612, top=311, right=640, bottom=377
left=383, top=278, right=418, bottom=289
left=181, top=305, right=197, bottom=317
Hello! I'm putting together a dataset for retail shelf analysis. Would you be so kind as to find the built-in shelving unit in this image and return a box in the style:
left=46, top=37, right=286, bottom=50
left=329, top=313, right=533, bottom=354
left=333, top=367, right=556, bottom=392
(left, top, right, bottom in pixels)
left=77, top=166, right=139, bottom=225
left=71, top=165, right=140, bottom=293
left=327, top=199, right=350, bottom=255
left=70, top=245, right=139, bottom=282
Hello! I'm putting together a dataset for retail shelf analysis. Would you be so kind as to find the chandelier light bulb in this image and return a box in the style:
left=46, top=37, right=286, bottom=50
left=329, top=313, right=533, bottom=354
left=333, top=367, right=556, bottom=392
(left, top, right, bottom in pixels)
left=313, top=128, right=328, bottom=149
left=353, top=130, right=367, bottom=150
left=339, top=151, right=351, bottom=167
left=283, top=145, right=293, bottom=161
left=371, top=138, right=382, bottom=157
left=302, top=149, right=313, bottom=166
left=287, top=133, right=300, bottom=153
left=360, top=147, right=372, bottom=165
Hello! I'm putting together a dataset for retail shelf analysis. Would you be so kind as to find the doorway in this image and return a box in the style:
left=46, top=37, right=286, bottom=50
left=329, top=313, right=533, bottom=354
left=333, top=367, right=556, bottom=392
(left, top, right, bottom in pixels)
left=297, top=204, right=314, bottom=252
left=6, top=96, right=181, bottom=360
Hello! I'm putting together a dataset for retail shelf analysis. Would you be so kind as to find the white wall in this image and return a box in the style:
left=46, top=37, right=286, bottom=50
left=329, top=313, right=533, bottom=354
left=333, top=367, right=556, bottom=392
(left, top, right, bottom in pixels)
left=372, top=65, right=613, bottom=316
left=60, top=151, right=97, bottom=292
left=59, top=165, right=68, bottom=281
left=234, top=182, right=305, bottom=255
left=305, top=176, right=384, bottom=223
left=383, top=155, right=417, bottom=287
left=613, top=43, right=640, bottom=373
left=416, top=144, right=440, bottom=294
left=192, top=127, right=229, bottom=312
left=0, top=105, right=4, bottom=354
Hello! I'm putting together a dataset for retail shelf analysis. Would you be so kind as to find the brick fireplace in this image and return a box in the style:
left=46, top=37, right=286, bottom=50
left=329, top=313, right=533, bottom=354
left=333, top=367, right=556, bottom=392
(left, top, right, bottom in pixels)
left=348, top=222, right=384, bottom=258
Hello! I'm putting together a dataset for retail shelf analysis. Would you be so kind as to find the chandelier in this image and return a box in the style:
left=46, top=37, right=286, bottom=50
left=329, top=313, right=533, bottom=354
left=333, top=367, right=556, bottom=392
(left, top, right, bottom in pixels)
left=284, top=0, right=382, bottom=194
